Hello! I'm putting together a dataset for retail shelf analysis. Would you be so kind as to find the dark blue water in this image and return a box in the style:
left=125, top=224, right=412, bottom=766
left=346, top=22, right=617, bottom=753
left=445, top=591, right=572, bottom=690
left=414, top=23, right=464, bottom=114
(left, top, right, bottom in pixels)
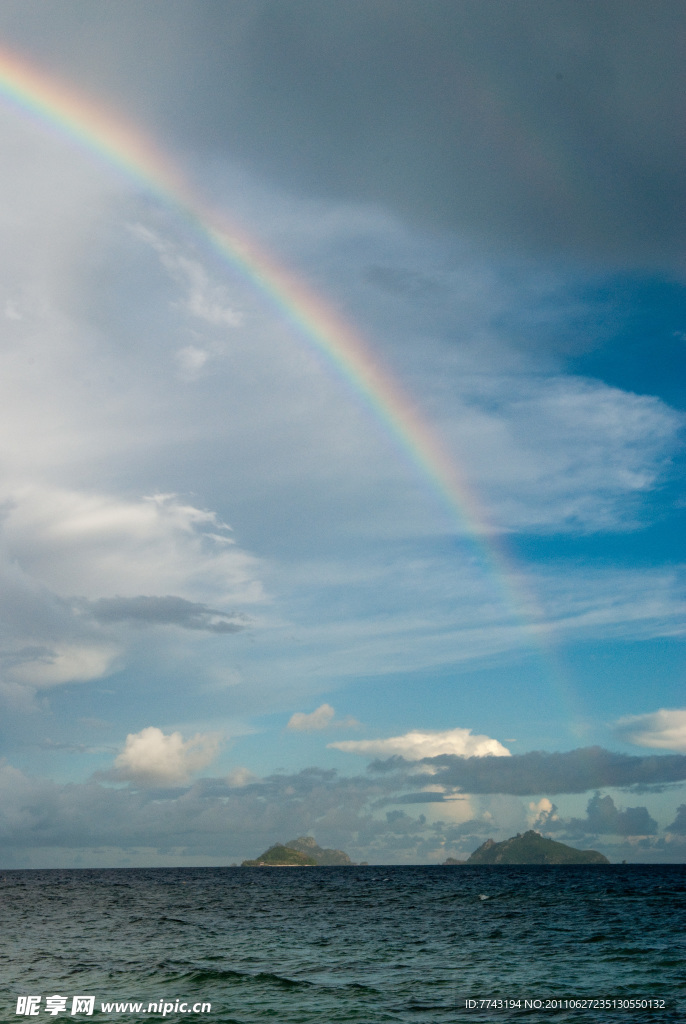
left=0, top=865, right=683, bottom=1023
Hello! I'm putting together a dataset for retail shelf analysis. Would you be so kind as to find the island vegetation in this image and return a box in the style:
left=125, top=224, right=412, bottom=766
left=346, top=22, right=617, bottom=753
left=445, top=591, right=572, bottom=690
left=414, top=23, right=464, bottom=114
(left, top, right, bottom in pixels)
left=241, top=836, right=353, bottom=866
left=445, top=830, right=609, bottom=865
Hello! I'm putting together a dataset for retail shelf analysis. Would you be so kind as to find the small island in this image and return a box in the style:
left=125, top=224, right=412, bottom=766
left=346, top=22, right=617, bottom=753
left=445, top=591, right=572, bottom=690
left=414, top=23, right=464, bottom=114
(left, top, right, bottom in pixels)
left=455, top=830, right=608, bottom=865
left=242, top=836, right=353, bottom=867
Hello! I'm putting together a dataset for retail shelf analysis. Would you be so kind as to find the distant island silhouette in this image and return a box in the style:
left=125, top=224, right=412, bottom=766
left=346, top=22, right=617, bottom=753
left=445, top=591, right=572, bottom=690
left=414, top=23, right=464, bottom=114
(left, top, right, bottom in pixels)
left=445, top=830, right=609, bottom=865
left=242, top=836, right=354, bottom=866
left=242, top=830, right=609, bottom=867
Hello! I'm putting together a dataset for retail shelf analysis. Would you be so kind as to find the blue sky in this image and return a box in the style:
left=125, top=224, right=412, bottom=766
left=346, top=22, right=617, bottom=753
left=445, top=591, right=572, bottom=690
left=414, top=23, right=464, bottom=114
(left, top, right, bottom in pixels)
left=0, top=0, right=683, bottom=865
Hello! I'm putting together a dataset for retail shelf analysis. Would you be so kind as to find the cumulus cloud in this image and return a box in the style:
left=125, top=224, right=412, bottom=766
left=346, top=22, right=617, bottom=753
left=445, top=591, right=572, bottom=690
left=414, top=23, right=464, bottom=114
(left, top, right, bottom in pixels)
left=527, top=797, right=559, bottom=829
left=0, top=554, right=122, bottom=696
left=287, top=704, right=335, bottom=731
left=562, top=793, right=658, bottom=837
left=0, top=487, right=261, bottom=604
left=225, top=767, right=258, bottom=788
left=4, top=489, right=255, bottom=606
left=0, top=487, right=260, bottom=695
left=370, top=746, right=686, bottom=795
left=330, top=727, right=510, bottom=760
left=0, top=753, right=682, bottom=866
left=585, top=793, right=657, bottom=836
left=614, top=709, right=686, bottom=753
left=0, top=7, right=683, bottom=873
left=0, top=758, right=470, bottom=865
left=0, top=761, right=385, bottom=862
left=666, top=805, right=686, bottom=834
left=113, top=726, right=221, bottom=786
left=287, top=704, right=359, bottom=731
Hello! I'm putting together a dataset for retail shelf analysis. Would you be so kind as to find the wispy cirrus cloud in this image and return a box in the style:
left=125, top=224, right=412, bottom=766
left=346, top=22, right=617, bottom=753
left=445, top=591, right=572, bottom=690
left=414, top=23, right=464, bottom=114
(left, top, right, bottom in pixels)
left=130, top=224, right=242, bottom=327
left=440, top=376, right=683, bottom=534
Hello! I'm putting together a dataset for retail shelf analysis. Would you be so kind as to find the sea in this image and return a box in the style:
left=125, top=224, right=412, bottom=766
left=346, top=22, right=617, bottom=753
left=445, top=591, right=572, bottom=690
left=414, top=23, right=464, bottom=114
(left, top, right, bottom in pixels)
left=0, top=865, right=684, bottom=1024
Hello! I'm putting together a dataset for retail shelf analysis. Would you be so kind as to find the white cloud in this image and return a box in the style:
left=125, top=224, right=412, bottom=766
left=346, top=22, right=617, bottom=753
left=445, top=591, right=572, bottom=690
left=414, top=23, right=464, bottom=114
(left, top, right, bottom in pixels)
left=0, top=486, right=263, bottom=694
left=0, top=86, right=681, bottom=777
left=533, top=565, right=686, bottom=643
left=175, top=345, right=210, bottom=377
left=235, top=181, right=683, bottom=535
left=260, top=558, right=685, bottom=693
left=614, top=709, right=686, bottom=753
left=0, top=751, right=682, bottom=866
left=442, top=377, right=683, bottom=534
left=287, top=703, right=360, bottom=731
left=0, top=487, right=262, bottom=604
left=330, top=727, right=510, bottom=760
left=287, top=703, right=336, bottom=731
left=225, top=767, right=258, bottom=788
left=130, top=224, right=241, bottom=327
left=9, top=643, right=119, bottom=688
left=527, top=797, right=559, bottom=828
left=114, top=726, right=221, bottom=786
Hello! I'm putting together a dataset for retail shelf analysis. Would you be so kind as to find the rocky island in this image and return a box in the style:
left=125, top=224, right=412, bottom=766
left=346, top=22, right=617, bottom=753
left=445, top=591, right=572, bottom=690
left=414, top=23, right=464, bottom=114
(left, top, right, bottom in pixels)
left=242, top=836, right=353, bottom=866
left=459, top=830, right=608, bottom=865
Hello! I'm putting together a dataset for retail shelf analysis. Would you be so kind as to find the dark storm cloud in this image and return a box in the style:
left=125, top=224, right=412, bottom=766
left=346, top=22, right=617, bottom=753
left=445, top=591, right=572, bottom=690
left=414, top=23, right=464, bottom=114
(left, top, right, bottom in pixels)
left=363, top=265, right=442, bottom=299
left=559, top=793, right=658, bottom=837
left=390, top=792, right=449, bottom=804
left=84, top=595, right=245, bottom=633
left=0, top=764, right=386, bottom=860
left=370, top=747, right=686, bottom=794
left=0, top=758, right=681, bottom=863
left=667, top=804, right=686, bottom=833
left=582, top=793, right=657, bottom=835
left=0, top=0, right=683, bottom=264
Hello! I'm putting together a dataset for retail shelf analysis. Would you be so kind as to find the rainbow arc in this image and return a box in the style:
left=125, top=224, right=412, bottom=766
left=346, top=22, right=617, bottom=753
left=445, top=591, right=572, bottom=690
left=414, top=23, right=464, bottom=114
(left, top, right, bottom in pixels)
left=0, top=45, right=578, bottom=721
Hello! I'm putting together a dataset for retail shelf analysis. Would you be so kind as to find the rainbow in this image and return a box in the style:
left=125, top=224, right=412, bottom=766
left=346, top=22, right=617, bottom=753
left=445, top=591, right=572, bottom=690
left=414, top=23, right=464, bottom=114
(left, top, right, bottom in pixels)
left=0, top=48, right=495, bottom=531
left=0, top=45, right=575, bottom=712
left=0, top=50, right=485, bottom=527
